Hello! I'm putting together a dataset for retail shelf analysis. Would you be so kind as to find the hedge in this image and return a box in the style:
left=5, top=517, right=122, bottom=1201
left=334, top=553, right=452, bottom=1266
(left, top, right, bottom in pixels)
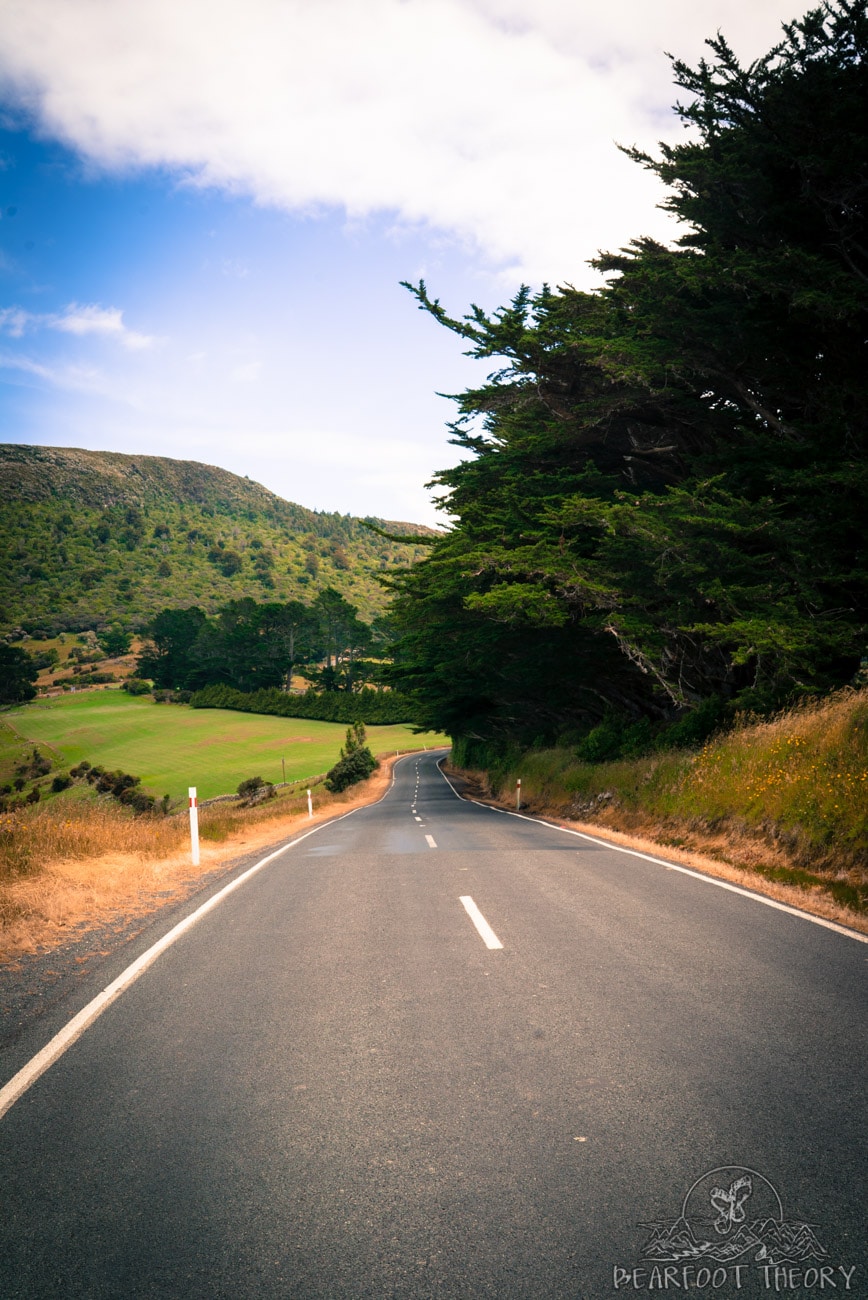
left=188, top=683, right=416, bottom=724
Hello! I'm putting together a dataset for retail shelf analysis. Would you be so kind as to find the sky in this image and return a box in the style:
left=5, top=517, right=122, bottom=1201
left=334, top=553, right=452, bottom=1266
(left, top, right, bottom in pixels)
left=0, top=0, right=801, bottom=525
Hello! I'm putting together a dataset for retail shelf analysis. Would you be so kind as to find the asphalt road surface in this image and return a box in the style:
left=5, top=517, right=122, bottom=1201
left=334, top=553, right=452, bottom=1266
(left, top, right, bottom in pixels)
left=0, top=752, right=865, bottom=1299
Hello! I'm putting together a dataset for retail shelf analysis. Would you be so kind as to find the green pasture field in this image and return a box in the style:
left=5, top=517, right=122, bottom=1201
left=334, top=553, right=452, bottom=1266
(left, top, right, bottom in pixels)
left=7, top=690, right=448, bottom=801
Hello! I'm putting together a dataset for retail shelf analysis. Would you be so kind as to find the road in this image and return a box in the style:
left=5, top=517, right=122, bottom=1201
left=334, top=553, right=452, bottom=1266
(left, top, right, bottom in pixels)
left=0, top=752, right=865, bottom=1298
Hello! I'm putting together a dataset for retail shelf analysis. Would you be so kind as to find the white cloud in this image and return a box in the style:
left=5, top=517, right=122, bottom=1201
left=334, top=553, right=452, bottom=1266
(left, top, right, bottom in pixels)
left=48, top=302, right=155, bottom=349
left=0, top=300, right=155, bottom=348
left=0, top=0, right=800, bottom=285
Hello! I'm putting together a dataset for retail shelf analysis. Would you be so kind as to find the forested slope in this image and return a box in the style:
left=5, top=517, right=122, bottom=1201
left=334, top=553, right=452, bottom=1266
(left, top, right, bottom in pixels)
left=0, top=445, right=435, bottom=634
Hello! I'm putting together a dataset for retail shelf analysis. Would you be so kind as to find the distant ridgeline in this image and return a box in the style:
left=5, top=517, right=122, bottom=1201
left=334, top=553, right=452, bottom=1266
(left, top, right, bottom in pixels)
left=189, top=683, right=414, bottom=725
left=0, top=444, right=437, bottom=634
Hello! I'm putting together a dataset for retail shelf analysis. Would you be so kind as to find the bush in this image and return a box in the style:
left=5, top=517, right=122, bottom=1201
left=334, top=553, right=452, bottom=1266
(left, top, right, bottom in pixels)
left=324, top=722, right=378, bottom=793
left=236, top=775, right=275, bottom=804
left=51, top=774, right=72, bottom=793
left=123, top=677, right=152, bottom=696
left=237, top=775, right=265, bottom=798
left=119, top=789, right=156, bottom=814
left=154, top=688, right=192, bottom=704
left=30, top=749, right=52, bottom=777
left=324, top=747, right=377, bottom=792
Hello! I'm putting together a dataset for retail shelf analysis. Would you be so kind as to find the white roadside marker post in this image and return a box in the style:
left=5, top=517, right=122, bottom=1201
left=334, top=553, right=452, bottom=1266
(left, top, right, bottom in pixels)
left=516, top=778, right=521, bottom=811
left=188, top=787, right=200, bottom=866
left=307, top=788, right=313, bottom=819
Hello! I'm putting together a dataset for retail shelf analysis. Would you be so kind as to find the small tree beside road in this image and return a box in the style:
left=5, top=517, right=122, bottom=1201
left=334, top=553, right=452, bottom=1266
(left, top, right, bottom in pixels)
left=324, top=722, right=378, bottom=793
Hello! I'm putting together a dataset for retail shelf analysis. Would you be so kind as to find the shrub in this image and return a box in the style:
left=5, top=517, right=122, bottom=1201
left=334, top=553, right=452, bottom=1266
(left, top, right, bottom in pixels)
left=236, top=775, right=275, bottom=803
left=324, top=722, right=378, bottom=793
left=237, top=775, right=265, bottom=798
left=153, top=688, right=192, bottom=704
left=123, top=677, right=152, bottom=696
left=51, top=774, right=72, bottom=793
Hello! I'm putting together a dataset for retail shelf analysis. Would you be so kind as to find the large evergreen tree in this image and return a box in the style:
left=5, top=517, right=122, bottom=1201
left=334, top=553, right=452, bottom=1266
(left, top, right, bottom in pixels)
left=389, top=0, right=868, bottom=744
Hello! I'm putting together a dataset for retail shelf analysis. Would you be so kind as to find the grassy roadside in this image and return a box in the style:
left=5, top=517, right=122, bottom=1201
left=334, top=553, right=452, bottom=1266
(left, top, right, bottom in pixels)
left=0, top=750, right=440, bottom=963
left=449, top=690, right=868, bottom=933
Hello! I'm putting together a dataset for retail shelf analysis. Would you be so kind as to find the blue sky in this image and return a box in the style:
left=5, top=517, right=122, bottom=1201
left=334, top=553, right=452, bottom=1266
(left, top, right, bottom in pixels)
left=0, top=0, right=797, bottom=524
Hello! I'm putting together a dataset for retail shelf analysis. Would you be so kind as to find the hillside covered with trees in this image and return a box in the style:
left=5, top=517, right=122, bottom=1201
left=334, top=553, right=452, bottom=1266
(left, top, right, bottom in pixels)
left=0, top=444, right=435, bottom=635
left=388, top=0, right=868, bottom=759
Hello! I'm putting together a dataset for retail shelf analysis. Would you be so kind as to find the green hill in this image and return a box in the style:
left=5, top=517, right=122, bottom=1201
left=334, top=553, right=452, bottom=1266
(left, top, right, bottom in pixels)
left=0, top=444, right=437, bottom=635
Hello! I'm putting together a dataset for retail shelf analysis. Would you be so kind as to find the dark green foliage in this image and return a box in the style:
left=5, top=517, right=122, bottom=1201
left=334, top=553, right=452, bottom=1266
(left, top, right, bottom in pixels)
left=72, top=763, right=156, bottom=814
left=237, top=775, right=267, bottom=798
left=29, top=647, right=59, bottom=670
left=99, top=626, right=132, bottom=657
left=390, top=1, right=868, bottom=746
left=139, top=588, right=388, bottom=697
left=123, top=677, right=153, bottom=696
left=152, top=688, right=192, bottom=704
left=0, top=644, right=38, bottom=704
left=17, top=748, right=51, bottom=779
left=189, top=683, right=414, bottom=724
left=137, top=606, right=209, bottom=689
left=324, top=722, right=378, bottom=792
left=51, top=774, right=72, bottom=793
left=187, top=597, right=317, bottom=693
left=236, top=775, right=276, bottom=802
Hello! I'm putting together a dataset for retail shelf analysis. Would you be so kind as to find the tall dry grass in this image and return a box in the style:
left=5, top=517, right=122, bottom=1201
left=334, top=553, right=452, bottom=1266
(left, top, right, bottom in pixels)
left=0, top=783, right=334, bottom=881
left=474, top=690, right=868, bottom=916
left=0, top=767, right=398, bottom=960
left=673, top=692, right=868, bottom=858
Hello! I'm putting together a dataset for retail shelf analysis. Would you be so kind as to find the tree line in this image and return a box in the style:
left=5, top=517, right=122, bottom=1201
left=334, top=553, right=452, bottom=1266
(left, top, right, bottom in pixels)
left=138, top=588, right=388, bottom=694
left=386, top=1, right=868, bottom=758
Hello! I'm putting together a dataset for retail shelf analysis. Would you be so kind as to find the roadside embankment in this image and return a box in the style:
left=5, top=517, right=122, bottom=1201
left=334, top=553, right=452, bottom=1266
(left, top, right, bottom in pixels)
left=0, top=751, right=422, bottom=962
left=446, top=690, right=868, bottom=935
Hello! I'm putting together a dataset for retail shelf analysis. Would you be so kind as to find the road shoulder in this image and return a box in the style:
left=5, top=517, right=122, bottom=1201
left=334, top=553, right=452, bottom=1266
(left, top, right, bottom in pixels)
left=442, top=762, right=868, bottom=939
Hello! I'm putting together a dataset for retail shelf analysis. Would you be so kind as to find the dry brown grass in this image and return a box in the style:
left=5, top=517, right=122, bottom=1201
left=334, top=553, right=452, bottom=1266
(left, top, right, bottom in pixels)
left=446, top=764, right=868, bottom=938
left=0, top=754, right=405, bottom=964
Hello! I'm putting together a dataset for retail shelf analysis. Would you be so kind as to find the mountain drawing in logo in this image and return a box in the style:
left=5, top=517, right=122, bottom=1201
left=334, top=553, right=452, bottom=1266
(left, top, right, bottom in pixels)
left=639, top=1167, right=827, bottom=1267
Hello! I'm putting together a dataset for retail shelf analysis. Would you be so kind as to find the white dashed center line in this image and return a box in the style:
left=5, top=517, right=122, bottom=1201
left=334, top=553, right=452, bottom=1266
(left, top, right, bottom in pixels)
left=425, top=834, right=437, bottom=848
left=459, top=896, right=503, bottom=949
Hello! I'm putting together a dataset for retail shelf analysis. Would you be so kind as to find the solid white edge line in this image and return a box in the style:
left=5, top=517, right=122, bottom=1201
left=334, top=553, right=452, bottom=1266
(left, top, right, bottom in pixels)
left=0, top=748, right=453, bottom=1121
left=436, top=759, right=868, bottom=946
left=0, top=800, right=377, bottom=1124
left=459, top=895, right=504, bottom=950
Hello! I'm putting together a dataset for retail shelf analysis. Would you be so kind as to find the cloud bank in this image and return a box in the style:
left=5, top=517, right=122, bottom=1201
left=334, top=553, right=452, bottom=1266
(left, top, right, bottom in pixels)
left=0, top=0, right=797, bottom=284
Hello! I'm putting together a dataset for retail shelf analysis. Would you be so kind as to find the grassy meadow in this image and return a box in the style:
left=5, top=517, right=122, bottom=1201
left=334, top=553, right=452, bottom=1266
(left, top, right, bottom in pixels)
left=6, top=689, right=446, bottom=801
